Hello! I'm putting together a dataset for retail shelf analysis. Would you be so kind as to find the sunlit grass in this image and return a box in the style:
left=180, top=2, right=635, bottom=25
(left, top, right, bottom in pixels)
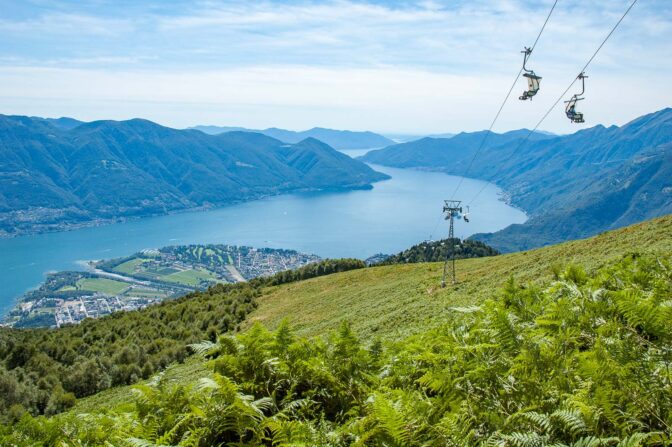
left=76, top=277, right=129, bottom=295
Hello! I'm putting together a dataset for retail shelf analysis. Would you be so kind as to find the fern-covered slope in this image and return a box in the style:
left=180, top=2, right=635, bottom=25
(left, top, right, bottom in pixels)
left=5, top=229, right=672, bottom=444
left=59, top=213, right=672, bottom=416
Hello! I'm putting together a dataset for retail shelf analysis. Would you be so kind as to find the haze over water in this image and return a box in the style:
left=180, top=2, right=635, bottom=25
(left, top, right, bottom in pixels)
left=0, top=160, right=526, bottom=316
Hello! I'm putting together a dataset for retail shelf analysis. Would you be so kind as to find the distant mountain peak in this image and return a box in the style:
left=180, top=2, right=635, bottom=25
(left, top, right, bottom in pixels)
left=295, top=136, right=326, bottom=146
left=189, top=125, right=394, bottom=149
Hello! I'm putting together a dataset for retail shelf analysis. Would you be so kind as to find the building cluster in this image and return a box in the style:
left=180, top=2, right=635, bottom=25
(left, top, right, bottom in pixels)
left=28, top=293, right=162, bottom=327
left=234, top=248, right=320, bottom=279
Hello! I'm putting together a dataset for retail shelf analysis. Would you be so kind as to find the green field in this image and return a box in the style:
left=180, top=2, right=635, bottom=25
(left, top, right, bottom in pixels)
left=124, top=287, right=166, bottom=298
left=112, top=257, right=147, bottom=275
left=70, top=215, right=672, bottom=415
left=76, top=277, right=130, bottom=295
left=153, top=267, right=177, bottom=275
left=163, top=268, right=220, bottom=287
left=111, top=255, right=222, bottom=288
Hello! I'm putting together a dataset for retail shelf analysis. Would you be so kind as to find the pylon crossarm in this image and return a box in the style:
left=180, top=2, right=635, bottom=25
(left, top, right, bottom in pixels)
left=440, top=199, right=468, bottom=287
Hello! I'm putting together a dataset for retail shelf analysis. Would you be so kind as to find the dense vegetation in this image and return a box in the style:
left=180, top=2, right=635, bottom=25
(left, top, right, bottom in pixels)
left=0, top=283, right=257, bottom=419
left=362, top=108, right=672, bottom=252
left=379, top=237, right=499, bottom=264
left=0, top=259, right=362, bottom=420
left=2, top=253, right=670, bottom=445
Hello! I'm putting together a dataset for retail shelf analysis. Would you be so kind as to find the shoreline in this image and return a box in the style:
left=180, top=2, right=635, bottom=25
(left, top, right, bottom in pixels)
left=368, top=165, right=530, bottom=219
left=0, top=182, right=382, bottom=240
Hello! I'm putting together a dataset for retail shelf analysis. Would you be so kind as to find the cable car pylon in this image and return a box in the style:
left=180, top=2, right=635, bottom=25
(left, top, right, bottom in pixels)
left=441, top=200, right=469, bottom=288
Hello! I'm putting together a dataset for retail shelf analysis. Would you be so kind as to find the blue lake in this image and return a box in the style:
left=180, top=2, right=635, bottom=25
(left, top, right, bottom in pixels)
left=0, top=158, right=526, bottom=316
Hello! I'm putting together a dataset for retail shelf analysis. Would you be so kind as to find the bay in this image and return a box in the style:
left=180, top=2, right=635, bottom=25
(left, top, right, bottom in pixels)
left=0, top=159, right=526, bottom=316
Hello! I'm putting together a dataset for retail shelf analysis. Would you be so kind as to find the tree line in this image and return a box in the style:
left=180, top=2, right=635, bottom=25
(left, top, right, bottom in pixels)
left=379, top=237, right=499, bottom=265
left=0, top=258, right=364, bottom=422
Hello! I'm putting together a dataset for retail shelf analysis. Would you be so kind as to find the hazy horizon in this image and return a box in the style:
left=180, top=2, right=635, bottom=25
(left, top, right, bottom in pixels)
left=1, top=0, right=670, bottom=134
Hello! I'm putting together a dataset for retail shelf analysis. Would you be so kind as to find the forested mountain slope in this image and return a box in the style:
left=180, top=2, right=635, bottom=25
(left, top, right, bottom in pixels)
left=2, top=215, right=671, bottom=444
left=361, top=108, right=672, bottom=252
left=474, top=145, right=672, bottom=251
left=0, top=116, right=388, bottom=236
left=361, top=128, right=553, bottom=168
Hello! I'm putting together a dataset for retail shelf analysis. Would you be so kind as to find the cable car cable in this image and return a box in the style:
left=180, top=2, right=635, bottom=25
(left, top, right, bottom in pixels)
left=448, top=0, right=559, bottom=202
left=466, top=0, right=639, bottom=207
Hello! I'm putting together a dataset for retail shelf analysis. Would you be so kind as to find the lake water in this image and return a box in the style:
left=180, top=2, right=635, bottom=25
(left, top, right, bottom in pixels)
left=0, top=156, right=526, bottom=316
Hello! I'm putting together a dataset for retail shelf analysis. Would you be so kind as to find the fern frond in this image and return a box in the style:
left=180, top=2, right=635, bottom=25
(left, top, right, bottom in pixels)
left=616, top=432, right=666, bottom=447
left=513, top=411, right=552, bottom=434
left=188, top=340, right=217, bottom=357
left=550, top=409, right=587, bottom=437
left=497, top=431, right=549, bottom=447
left=194, top=377, right=219, bottom=392
left=571, top=436, right=618, bottom=447
left=125, top=438, right=177, bottom=447
left=451, top=306, right=483, bottom=314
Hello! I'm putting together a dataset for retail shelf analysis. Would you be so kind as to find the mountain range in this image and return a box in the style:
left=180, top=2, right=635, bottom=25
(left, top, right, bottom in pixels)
left=0, top=115, right=389, bottom=237
left=361, top=108, right=672, bottom=252
left=190, top=125, right=395, bottom=149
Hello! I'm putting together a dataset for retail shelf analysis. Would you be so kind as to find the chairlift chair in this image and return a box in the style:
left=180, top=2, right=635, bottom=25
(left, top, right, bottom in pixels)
left=565, top=73, right=587, bottom=123
left=519, top=47, right=542, bottom=101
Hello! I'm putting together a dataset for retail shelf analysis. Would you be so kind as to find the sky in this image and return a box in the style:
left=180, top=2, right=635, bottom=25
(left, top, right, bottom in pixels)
left=0, top=0, right=670, bottom=134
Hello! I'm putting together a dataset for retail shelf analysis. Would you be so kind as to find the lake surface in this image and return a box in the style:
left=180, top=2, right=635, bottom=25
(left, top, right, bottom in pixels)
left=0, top=158, right=526, bottom=316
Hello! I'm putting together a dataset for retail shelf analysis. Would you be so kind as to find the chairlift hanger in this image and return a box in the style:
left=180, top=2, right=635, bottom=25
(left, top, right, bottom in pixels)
left=564, top=72, right=587, bottom=123
left=519, top=47, right=542, bottom=101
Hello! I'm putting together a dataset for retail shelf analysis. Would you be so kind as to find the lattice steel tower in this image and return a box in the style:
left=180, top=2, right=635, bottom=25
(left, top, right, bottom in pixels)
left=441, top=200, right=466, bottom=288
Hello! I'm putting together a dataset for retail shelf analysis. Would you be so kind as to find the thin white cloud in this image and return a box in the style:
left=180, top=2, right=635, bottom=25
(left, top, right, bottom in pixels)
left=158, top=1, right=446, bottom=29
left=0, top=0, right=669, bottom=132
left=0, top=12, right=133, bottom=36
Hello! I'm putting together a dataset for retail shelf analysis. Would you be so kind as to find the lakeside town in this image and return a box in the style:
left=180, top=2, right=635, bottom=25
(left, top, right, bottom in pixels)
left=3, top=244, right=320, bottom=328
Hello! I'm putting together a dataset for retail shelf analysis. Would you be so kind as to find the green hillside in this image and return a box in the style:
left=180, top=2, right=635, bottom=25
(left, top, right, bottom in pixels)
left=2, top=215, right=672, bottom=444
left=56, top=214, right=672, bottom=416
left=246, top=214, right=672, bottom=340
